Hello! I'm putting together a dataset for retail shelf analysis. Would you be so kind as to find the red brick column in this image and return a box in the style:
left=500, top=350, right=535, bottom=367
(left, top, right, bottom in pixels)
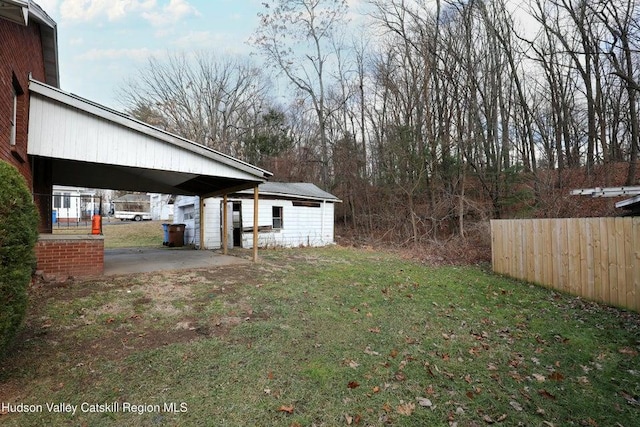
left=35, top=235, right=104, bottom=280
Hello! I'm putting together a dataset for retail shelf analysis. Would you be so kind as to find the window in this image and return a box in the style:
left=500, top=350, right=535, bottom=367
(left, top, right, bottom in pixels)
left=183, top=205, right=195, bottom=220
left=272, top=206, right=283, bottom=229
left=9, top=86, right=17, bottom=146
left=53, top=194, right=62, bottom=209
left=9, top=75, right=23, bottom=147
left=63, top=193, right=71, bottom=209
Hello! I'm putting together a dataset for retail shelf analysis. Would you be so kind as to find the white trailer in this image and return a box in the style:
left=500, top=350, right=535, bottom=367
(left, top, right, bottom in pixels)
left=114, top=210, right=152, bottom=221
left=112, top=194, right=152, bottom=221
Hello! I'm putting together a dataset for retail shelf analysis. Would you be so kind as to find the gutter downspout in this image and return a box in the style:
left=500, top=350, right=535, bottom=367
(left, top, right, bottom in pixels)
left=253, top=185, right=259, bottom=262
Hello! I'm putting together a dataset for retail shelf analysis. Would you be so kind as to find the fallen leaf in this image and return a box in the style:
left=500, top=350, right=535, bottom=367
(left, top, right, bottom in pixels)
left=538, top=389, right=556, bottom=400
left=364, top=346, right=380, bottom=356
left=509, top=401, right=523, bottom=411
left=620, top=391, right=640, bottom=406
left=348, top=381, right=360, bottom=389
left=416, top=397, right=433, bottom=408
left=487, top=363, right=498, bottom=371
left=278, top=405, right=294, bottom=414
left=382, top=403, right=392, bottom=413
left=368, top=327, right=380, bottom=333
left=548, top=371, right=564, bottom=381
left=372, top=386, right=380, bottom=393
left=497, top=414, right=507, bottom=422
left=394, top=372, right=406, bottom=381
left=106, top=317, right=115, bottom=324
left=532, top=373, right=546, bottom=382
left=346, top=359, right=360, bottom=369
left=577, top=376, right=590, bottom=385
left=442, top=333, right=450, bottom=340
left=345, top=414, right=353, bottom=425
left=389, top=349, right=399, bottom=358
left=466, top=391, right=475, bottom=399
left=464, top=374, right=472, bottom=384
left=396, top=402, right=415, bottom=416
left=425, top=385, right=435, bottom=395
left=618, top=347, right=638, bottom=356
left=483, top=414, right=495, bottom=423
left=267, top=371, right=275, bottom=380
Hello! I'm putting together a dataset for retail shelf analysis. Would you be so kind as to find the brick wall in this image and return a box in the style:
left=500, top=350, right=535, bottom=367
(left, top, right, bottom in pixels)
left=0, top=18, right=47, bottom=189
left=35, top=235, right=105, bottom=280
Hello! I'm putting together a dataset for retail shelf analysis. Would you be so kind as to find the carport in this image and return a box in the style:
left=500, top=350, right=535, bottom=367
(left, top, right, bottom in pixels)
left=27, top=78, right=271, bottom=277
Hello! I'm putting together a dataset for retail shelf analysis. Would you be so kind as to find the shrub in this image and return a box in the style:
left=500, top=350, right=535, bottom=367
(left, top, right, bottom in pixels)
left=0, top=161, right=39, bottom=357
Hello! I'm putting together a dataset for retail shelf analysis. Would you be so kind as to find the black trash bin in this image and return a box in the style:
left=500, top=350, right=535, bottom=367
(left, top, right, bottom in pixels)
left=167, top=224, right=186, bottom=247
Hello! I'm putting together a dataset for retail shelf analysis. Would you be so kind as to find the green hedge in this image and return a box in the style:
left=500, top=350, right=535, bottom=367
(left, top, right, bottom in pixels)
left=0, top=161, right=39, bottom=357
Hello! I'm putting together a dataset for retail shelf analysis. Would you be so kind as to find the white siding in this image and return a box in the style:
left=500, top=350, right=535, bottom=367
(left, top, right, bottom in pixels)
left=176, top=195, right=337, bottom=249
left=27, top=94, right=261, bottom=182
left=202, top=198, right=222, bottom=250
left=241, top=200, right=335, bottom=248
left=174, top=196, right=198, bottom=246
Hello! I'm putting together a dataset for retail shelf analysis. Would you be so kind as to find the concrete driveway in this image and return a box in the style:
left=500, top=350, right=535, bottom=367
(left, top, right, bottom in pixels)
left=104, top=247, right=250, bottom=276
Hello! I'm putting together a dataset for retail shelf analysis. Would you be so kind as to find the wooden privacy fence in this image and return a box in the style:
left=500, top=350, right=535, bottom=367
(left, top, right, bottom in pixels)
left=491, top=218, right=640, bottom=312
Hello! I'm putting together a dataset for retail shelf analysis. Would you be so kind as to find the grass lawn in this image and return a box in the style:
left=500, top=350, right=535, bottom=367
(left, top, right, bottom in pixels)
left=1, top=247, right=638, bottom=426
left=53, top=220, right=165, bottom=248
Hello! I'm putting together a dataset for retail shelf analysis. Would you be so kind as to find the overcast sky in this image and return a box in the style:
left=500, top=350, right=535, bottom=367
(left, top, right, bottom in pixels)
left=35, top=0, right=267, bottom=109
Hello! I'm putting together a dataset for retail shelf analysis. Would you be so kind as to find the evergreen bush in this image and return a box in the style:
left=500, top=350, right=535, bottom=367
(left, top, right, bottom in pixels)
left=0, top=161, right=39, bottom=357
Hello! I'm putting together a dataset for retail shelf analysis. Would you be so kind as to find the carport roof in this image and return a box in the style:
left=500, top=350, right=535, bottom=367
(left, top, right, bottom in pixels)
left=27, top=78, right=272, bottom=195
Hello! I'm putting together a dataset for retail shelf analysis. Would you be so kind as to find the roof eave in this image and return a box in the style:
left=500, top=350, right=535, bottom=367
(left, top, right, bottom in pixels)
left=28, top=78, right=272, bottom=180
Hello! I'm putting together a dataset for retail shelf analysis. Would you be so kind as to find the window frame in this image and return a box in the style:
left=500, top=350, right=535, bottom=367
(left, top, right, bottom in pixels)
left=9, top=85, right=17, bottom=146
left=272, top=206, right=283, bottom=230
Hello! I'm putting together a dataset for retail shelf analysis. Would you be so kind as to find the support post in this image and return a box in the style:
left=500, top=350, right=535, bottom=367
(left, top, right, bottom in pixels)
left=199, top=196, right=205, bottom=250
left=253, top=184, right=259, bottom=262
left=222, top=193, right=228, bottom=255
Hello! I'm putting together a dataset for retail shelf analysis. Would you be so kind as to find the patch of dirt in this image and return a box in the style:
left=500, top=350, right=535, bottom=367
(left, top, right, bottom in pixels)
left=1, top=258, right=279, bottom=401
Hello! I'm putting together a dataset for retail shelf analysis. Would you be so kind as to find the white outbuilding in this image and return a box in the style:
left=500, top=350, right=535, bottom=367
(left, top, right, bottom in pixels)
left=175, top=182, right=341, bottom=249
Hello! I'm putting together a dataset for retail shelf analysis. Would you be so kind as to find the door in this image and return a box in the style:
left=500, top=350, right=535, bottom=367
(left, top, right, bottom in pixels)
left=232, top=202, right=242, bottom=247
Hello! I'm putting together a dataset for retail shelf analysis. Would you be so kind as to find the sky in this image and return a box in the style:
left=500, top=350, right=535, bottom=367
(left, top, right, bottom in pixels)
left=34, top=0, right=535, bottom=112
left=35, top=0, right=269, bottom=110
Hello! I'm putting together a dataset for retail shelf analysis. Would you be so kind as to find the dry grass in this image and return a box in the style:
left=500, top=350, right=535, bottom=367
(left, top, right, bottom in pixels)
left=1, top=247, right=639, bottom=426
left=53, top=219, right=164, bottom=248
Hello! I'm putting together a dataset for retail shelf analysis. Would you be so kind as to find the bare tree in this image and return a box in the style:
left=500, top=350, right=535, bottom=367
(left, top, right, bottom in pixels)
left=252, top=0, right=349, bottom=188
left=119, top=52, right=272, bottom=159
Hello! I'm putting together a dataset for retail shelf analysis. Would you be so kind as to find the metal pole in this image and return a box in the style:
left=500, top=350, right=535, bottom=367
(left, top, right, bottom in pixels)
left=199, top=196, right=205, bottom=250
left=253, top=184, right=259, bottom=262
left=222, top=193, right=228, bottom=255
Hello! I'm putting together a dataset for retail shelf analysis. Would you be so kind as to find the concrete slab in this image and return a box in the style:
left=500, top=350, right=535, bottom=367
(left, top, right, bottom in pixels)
left=104, top=247, right=250, bottom=276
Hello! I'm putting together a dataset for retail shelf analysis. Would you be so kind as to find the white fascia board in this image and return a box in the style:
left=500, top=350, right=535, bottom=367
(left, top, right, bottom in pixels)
left=28, top=78, right=272, bottom=180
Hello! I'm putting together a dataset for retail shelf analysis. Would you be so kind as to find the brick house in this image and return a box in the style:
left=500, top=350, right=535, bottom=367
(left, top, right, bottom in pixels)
left=1, top=0, right=57, bottom=225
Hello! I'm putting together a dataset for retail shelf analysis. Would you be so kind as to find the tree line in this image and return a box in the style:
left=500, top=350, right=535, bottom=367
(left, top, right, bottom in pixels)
left=119, top=0, right=640, bottom=244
